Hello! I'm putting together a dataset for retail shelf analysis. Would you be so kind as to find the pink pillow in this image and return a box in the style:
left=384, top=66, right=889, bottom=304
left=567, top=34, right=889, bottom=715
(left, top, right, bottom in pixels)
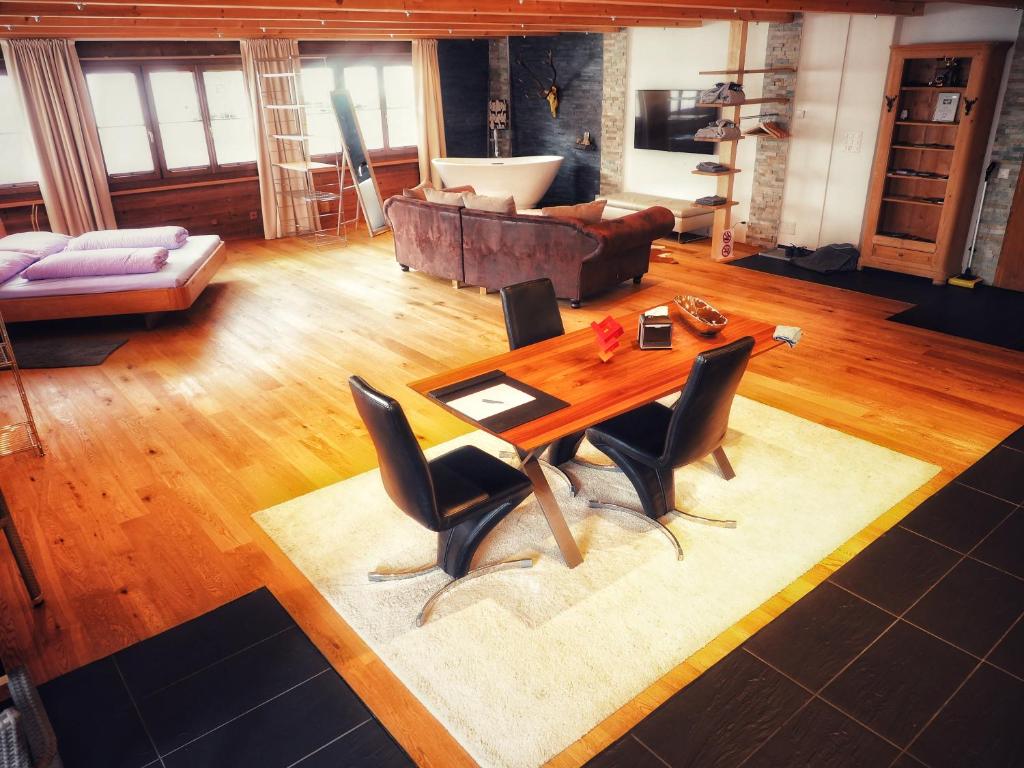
left=0, top=251, right=38, bottom=283
left=0, top=231, right=71, bottom=258
left=424, top=188, right=466, bottom=207
left=463, top=192, right=516, bottom=215
left=541, top=200, right=608, bottom=224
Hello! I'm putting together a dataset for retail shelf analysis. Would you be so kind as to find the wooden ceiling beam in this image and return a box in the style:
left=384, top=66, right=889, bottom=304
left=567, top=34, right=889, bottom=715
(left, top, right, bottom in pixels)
left=0, top=13, right=704, bottom=28
left=0, top=1, right=795, bottom=23
left=7, top=0, right=925, bottom=19
left=0, top=25, right=583, bottom=36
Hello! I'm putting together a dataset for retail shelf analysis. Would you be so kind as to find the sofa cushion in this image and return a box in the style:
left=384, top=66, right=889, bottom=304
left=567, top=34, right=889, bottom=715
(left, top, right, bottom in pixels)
left=424, top=188, right=466, bottom=207
left=463, top=192, right=516, bottom=215
left=0, top=251, right=38, bottom=284
left=541, top=199, right=607, bottom=224
left=0, top=231, right=71, bottom=258
left=403, top=181, right=433, bottom=200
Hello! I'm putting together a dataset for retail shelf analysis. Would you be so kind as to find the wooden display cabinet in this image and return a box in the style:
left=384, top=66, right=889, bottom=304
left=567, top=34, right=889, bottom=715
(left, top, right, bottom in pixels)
left=860, top=42, right=1009, bottom=284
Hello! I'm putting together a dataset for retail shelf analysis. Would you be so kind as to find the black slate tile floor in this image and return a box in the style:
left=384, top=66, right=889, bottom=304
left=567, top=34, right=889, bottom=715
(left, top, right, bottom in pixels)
left=30, top=588, right=413, bottom=768
left=586, top=426, right=1024, bottom=768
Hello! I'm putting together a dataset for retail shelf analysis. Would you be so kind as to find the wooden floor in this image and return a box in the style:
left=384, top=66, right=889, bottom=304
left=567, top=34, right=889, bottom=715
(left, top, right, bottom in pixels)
left=1, top=231, right=1021, bottom=767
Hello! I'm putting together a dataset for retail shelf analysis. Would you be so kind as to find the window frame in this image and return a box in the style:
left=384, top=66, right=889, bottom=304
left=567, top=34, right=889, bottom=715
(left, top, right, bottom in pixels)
left=0, top=71, right=43, bottom=198
left=83, top=59, right=257, bottom=192
left=302, top=53, right=417, bottom=163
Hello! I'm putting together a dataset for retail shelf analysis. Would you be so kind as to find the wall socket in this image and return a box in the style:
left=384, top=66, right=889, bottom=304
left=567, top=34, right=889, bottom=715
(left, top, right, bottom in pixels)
left=997, top=166, right=1011, bottom=180
left=842, top=130, right=863, bottom=154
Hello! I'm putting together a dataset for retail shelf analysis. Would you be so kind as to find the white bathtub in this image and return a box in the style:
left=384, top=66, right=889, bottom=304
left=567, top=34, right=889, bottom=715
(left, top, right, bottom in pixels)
left=431, top=155, right=563, bottom=210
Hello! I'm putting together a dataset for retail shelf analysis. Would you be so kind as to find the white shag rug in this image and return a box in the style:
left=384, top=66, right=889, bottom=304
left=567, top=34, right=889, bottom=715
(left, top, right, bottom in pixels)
left=254, top=397, right=939, bottom=768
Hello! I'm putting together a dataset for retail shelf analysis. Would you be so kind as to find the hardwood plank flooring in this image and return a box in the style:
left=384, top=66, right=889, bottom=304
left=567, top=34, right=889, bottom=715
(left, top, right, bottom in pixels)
left=0, top=231, right=1020, bottom=768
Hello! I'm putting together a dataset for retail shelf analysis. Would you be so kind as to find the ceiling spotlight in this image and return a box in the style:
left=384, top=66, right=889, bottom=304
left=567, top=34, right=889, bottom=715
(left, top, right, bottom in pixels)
left=320, top=18, right=325, bottom=25
left=390, top=33, right=394, bottom=37
left=5, top=23, right=12, bottom=30
left=521, top=23, right=524, bottom=28
left=260, top=26, right=267, bottom=32
left=405, top=9, right=411, bottom=16
left=74, top=2, right=84, bottom=9
left=32, top=15, right=40, bottom=21
left=217, top=31, right=223, bottom=37
left=611, top=15, right=615, bottom=21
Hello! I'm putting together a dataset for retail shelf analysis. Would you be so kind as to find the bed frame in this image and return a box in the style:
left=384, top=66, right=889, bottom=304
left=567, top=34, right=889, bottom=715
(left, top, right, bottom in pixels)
left=0, top=241, right=226, bottom=326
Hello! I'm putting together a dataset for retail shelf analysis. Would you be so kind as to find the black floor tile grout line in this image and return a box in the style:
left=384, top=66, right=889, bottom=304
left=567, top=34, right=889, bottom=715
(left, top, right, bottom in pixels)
left=733, top=506, right=983, bottom=768
left=630, top=732, right=674, bottom=768
left=827, top=580, right=1024, bottom=684
left=111, top=655, right=168, bottom=768
left=736, top=646, right=914, bottom=768
left=890, top=609, right=1024, bottom=767
left=129, top=622, right=298, bottom=702
left=159, top=668, right=332, bottom=759
left=950, top=478, right=1023, bottom=508
left=283, top=717, right=373, bottom=768
left=895, top=522, right=1024, bottom=584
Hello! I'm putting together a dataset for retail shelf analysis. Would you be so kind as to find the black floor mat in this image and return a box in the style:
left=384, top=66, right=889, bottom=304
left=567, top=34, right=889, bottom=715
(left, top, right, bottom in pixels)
left=729, top=255, right=1024, bottom=351
left=11, top=336, right=128, bottom=368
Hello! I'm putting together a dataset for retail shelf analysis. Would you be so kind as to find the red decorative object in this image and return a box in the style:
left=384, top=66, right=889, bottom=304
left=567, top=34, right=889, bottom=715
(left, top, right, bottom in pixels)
left=591, top=316, right=625, bottom=363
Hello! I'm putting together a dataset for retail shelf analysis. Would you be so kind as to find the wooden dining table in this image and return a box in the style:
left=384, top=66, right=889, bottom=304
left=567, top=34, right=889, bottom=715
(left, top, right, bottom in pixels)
left=408, top=299, right=784, bottom=569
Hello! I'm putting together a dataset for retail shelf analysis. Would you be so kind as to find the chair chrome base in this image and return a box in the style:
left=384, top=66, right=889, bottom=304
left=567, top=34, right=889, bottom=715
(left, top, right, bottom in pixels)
left=368, top=563, right=440, bottom=582
left=668, top=508, right=737, bottom=529
left=588, top=501, right=683, bottom=560
left=570, top=457, right=622, bottom=473
left=417, top=559, right=533, bottom=626
left=499, top=450, right=577, bottom=497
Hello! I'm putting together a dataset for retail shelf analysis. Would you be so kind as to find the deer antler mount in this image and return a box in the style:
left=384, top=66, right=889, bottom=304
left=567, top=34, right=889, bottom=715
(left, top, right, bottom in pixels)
left=516, top=50, right=560, bottom=118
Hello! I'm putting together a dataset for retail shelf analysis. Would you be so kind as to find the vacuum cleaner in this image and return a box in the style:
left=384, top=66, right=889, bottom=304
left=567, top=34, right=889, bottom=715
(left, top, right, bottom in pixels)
left=949, top=160, right=999, bottom=288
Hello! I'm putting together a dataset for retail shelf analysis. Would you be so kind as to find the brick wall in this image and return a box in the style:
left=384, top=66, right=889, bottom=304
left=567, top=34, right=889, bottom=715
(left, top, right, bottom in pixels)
left=973, top=24, right=1024, bottom=284
left=746, top=16, right=803, bottom=249
left=438, top=40, right=489, bottom=158
left=488, top=38, right=512, bottom=158
left=600, top=31, right=628, bottom=195
left=510, top=33, right=604, bottom=206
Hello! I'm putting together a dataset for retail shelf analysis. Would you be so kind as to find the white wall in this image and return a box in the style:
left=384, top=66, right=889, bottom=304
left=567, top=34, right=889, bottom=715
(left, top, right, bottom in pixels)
left=897, top=3, right=1022, bottom=45
left=779, top=13, right=896, bottom=248
left=623, top=23, right=768, bottom=223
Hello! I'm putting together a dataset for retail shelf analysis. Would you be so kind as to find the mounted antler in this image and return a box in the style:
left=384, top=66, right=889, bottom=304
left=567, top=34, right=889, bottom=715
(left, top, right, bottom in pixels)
left=516, top=50, right=559, bottom=118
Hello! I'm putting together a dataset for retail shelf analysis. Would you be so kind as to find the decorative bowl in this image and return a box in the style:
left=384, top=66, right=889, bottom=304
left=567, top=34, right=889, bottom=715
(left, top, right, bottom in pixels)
left=673, top=295, right=728, bottom=335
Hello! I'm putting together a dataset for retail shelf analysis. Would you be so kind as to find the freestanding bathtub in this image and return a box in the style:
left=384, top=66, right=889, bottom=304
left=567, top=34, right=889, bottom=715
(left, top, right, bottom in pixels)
left=431, top=155, right=563, bottom=210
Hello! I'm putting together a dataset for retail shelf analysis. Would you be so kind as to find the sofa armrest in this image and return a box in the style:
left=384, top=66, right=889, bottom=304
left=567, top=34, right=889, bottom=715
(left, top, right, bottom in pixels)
left=581, top=206, right=675, bottom=258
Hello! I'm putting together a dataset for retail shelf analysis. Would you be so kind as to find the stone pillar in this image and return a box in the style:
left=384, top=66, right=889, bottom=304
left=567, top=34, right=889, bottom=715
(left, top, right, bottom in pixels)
left=746, top=16, right=803, bottom=249
left=973, top=23, right=1024, bottom=283
left=488, top=37, right=512, bottom=158
left=600, top=31, right=628, bottom=195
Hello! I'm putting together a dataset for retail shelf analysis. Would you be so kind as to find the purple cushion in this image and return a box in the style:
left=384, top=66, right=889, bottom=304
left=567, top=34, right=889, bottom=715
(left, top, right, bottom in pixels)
left=0, top=251, right=38, bottom=284
left=0, top=231, right=72, bottom=259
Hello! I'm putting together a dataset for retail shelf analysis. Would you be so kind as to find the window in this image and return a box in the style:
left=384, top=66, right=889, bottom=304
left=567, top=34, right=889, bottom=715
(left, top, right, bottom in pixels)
left=86, top=71, right=155, bottom=176
left=84, top=62, right=256, bottom=183
left=0, top=74, right=41, bottom=188
left=300, top=59, right=416, bottom=157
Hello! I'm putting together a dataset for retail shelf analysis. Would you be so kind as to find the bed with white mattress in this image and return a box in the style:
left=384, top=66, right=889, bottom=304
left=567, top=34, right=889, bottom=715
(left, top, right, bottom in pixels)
left=0, top=235, right=225, bottom=323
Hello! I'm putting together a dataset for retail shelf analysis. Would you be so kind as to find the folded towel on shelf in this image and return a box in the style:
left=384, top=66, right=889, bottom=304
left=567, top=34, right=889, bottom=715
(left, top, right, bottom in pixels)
left=66, top=226, right=188, bottom=251
left=22, top=247, right=169, bottom=280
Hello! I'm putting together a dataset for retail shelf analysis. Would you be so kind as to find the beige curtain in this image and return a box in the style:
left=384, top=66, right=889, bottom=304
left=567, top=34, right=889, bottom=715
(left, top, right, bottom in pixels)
left=240, top=38, right=311, bottom=240
left=412, top=40, right=447, bottom=188
left=1, top=39, right=116, bottom=236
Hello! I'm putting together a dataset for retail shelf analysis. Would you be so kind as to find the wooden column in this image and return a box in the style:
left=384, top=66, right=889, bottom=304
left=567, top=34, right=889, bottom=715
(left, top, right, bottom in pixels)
left=711, top=20, right=747, bottom=261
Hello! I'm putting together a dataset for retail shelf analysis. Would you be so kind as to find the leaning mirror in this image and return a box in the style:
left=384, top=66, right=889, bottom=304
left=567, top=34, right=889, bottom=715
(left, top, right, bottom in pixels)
left=329, top=89, right=389, bottom=236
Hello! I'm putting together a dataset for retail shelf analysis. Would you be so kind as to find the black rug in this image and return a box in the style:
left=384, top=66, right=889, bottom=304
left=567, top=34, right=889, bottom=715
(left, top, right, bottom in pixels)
left=730, top=255, right=1024, bottom=351
left=22, top=588, right=413, bottom=768
left=11, top=336, right=128, bottom=369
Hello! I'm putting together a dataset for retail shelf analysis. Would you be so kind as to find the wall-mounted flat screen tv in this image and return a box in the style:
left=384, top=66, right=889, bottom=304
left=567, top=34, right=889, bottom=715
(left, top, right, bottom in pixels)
left=634, top=90, right=717, bottom=155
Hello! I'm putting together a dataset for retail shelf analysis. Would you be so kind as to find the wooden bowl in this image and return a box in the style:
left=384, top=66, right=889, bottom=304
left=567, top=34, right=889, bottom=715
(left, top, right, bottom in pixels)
left=673, top=295, right=728, bottom=336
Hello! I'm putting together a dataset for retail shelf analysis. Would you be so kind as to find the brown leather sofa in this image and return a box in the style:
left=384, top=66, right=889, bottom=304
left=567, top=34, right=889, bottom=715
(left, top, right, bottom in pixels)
left=383, top=196, right=674, bottom=307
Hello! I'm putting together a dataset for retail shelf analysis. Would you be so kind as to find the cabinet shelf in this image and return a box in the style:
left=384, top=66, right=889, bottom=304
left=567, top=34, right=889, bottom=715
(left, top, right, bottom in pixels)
left=895, top=120, right=958, bottom=127
left=691, top=168, right=741, bottom=177
left=883, top=195, right=944, bottom=208
left=693, top=200, right=739, bottom=210
left=901, top=85, right=967, bottom=92
left=892, top=144, right=955, bottom=153
left=698, top=67, right=796, bottom=75
left=886, top=173, right=948, bottom=182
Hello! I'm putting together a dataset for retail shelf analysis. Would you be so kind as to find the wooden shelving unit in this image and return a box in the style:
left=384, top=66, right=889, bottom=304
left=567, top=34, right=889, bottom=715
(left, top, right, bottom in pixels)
left=701, top=21, right=796, bottom=260
left=860, top=41, right=1010, bottom=283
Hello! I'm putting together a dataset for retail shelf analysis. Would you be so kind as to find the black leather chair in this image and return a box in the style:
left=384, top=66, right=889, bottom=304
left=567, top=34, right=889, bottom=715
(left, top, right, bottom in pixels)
left=349, top=376, right=534, bottom=626
left=499, top=279, right=591, bottom=487
left=585, top=337, right=755, bottom=558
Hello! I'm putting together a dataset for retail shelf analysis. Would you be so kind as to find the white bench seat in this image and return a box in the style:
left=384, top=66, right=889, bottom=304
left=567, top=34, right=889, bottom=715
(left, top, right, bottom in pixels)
left=597, top=192, right=713, bottom=235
